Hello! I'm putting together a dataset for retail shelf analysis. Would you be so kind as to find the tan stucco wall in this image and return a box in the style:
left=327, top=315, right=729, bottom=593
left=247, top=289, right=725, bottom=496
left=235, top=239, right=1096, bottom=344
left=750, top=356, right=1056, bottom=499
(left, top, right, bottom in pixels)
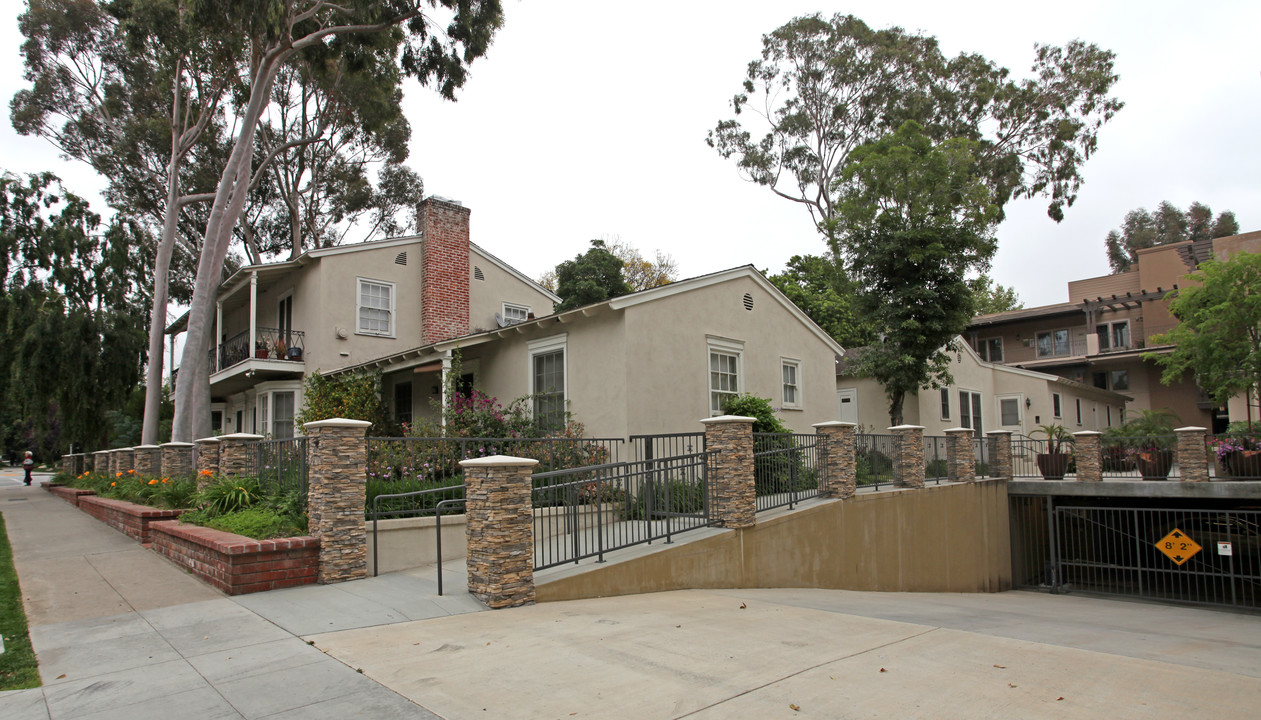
left=536, top=480, right=1011, bottom=602
left=468, top=247, right=557, bottom=333
left=1068, top=271, right=1140, bottom=302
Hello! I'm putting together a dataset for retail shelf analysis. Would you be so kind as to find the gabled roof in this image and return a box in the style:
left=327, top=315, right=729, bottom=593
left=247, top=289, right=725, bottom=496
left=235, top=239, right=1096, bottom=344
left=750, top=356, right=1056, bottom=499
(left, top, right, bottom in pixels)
left=331, top=265, right=846, bottom=375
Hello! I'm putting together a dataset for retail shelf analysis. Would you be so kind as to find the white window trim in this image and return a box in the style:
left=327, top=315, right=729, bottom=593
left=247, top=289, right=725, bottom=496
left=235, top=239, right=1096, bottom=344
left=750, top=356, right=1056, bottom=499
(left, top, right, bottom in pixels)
left=356, top=277, right=396, bottom=338
left=1052, top=392, right=1063, bottom=419
left=940, top=387, right=951, bottom=420
left=958, top=388, right=982, bottom=431
left=1036, top=328, right=1072, bottom=357
left=254, top=380, right=302, bottom=438
left=978, top=337, right=1003, bottom=362
left=527, top=333, right=568, bottom=406
left=780, top=357, right=802, bottom=410
left=996, top=394, right=1023, bottom=428
left=707, top=336, right=744, bottom=416
left=502, top=302, right=530, bottom=324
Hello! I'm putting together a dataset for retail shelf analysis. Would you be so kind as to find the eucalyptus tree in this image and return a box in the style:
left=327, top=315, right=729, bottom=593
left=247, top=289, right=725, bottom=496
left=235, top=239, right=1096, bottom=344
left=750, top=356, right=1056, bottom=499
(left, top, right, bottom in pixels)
left=12, top=0, right=239, bottom=444
left=708, top=13, right=1123, bottom=253
left=1104, top=201, right=1239, bottom=273
left=171, top=0, right=503, bottom=441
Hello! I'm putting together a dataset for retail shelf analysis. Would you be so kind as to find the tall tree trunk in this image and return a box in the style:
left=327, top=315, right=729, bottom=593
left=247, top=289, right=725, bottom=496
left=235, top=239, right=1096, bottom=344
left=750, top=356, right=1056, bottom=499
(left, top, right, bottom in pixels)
left=140, top=169, right=182, bottom=444
left=888, top=389, right=906, bottom=427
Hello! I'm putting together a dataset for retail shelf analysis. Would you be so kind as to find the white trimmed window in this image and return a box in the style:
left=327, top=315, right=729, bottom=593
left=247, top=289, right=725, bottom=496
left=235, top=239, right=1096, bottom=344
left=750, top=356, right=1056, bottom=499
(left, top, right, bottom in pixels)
left=976, top=337, right=1003, bottom=362
left=959, top=390, right=982, bottom=430
left=781, top=358, right=801, bottom=409
left=1052, top=392, right=1063, bottom=418
left=940, top=388, right=951, bottom=420
left=503, top=302, right=530, bottom=324
left=528, top=335, right=567, bottom=430
left=357, top=278, right=395, bottom=336
left=708, top=337, right=743, bottom=416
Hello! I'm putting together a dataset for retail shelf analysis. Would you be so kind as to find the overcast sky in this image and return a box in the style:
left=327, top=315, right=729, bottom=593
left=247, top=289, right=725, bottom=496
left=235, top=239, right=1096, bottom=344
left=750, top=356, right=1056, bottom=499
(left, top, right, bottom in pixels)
left=2, top=0, right=1258, bottom=309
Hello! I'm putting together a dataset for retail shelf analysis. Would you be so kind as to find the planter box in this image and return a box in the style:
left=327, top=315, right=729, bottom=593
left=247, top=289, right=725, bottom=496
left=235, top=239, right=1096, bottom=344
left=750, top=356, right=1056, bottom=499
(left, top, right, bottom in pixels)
left=77, top=496, right=182, bottom=544
left=48, top=486, right=96, bottom=507
left=150, top=520, right=319, bottom=596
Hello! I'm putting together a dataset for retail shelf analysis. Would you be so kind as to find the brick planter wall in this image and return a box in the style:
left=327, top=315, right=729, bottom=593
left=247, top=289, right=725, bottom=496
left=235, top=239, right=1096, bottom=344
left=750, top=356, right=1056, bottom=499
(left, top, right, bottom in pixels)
left=150, top=521, right=319, bottom=595
left=49, top=486, right=95, bottom=506
left=77, top=496, right=183, bottom=544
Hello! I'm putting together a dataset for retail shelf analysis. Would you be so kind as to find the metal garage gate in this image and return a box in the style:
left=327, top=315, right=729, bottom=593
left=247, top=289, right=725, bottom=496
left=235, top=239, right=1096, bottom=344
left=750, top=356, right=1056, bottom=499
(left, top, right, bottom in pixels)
left=1011, top=496, right=1260, bottom=610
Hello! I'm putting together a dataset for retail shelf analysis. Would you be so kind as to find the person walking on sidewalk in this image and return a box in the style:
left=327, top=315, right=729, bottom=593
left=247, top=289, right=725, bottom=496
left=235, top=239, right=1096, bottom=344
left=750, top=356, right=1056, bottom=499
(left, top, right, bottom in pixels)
left=22, top=451, right=35, bottom=485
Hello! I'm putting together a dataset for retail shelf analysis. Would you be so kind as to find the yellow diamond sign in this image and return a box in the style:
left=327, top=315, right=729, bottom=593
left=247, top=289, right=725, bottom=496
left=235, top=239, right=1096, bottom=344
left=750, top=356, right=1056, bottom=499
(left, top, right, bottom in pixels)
left=1156, top=529, right=1202, bottom=566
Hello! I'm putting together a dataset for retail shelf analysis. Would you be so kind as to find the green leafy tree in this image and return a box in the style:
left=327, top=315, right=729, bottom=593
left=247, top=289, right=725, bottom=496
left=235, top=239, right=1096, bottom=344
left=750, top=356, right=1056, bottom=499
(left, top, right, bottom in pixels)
left=552, top=240, right=632, bottom=312
left=720, top=393, right=789, bottom=434
left=1148, top=253, right=1261, bottom=425
left=539, top=237, right=676, bottom=293
left=294, top=370, right=393, bottom=436
left=968, top=274, right=1024, bottom=315
left=836, top=122, right=1000, bottom=426
left=768, top=254, right=872, bottom=347
left=1104, top=201, right=1239, bottom=273
left=709, top=13, right=1121, bottom=249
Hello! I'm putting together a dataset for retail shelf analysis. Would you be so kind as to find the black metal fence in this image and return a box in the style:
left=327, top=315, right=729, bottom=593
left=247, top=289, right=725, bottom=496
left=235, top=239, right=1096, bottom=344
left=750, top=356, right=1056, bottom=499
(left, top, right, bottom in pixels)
left=255, top=438, right=308, bottom=498
left=629, top=432, right=705, bottom=464
left=856, top=434, right=896, bottom=489
left=752, top=433, right=821, bottom=512
left=1010, top=495, right=1260, bottom=609
left=532, top=452, right=712, bottom=570
left=923, top=436, right=949, bottom=484
left=975, top=437, right=993, bottom=479
left=1010, top=436, right=1050, bottom=479
left=1099, top=435, right=1181, bottom=481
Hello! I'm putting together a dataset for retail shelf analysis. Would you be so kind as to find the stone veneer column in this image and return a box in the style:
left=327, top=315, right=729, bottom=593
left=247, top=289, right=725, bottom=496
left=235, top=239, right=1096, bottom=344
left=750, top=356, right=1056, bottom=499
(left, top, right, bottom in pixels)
left=701, top=415, right=757, bottom=529
left=305, top=419, right=372, bottom=584
left=217, top=433, right=262, bottom=479
left=116, top=448, right=136, bottom=474
left=987, top=431, right=1013, bottom=481
left=1175, top=427, right=1210, bottom=483
left=890, top=425, right=926, bottom=489
left=813, top=422, right=857, bottom=499
left=945, top=428, right=976, bottom=483
left=1072, top=431, right=1103, bottom=483
left=107, top=449, right=120, bottom=476
left=93, top=451, right=109, bottom=473
left=195, top=438, right=221, bottom=484
left=162, top=442, right=195, bottom=479
left=72, top=454, right=86, bottom=476
left=460, top=455, right=539, bottom=609
left=133, top=445, right=161, bottom=476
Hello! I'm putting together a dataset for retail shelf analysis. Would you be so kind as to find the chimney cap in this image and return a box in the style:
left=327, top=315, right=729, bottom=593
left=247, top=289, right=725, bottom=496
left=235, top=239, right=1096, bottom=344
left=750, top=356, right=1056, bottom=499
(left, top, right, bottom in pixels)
left=428, top=195, right=463, bottom=206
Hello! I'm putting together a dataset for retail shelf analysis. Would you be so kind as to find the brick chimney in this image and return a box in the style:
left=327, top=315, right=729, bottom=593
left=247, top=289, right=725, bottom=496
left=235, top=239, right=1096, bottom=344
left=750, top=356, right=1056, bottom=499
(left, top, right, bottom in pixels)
left=420, top=197, right=471, bottom=345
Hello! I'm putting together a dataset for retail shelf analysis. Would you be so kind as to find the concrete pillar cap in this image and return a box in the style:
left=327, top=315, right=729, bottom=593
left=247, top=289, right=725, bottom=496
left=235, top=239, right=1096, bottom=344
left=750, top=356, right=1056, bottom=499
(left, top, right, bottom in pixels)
left=133, top=444, right=161, bottom=450
left=986, top=430, right=1013, bottom=436
left=458, top=455, right=540, bottom=468
left=193, top=437, right=221, bottom=444
left=1174, top=426, right=1208, bottom=433
left=888, top=425, right=925, bottom=431
left=162, top=441, right=196, bottom=447
left=217, top=433, right=264, bottom=441
left=1072, top=431, right=1102, bottom=437
left=700, top=415, right=757, bottom=425
left=813, top=421, right=857, bottom=429
left=303, top=418, right=373, bottom=429
left=943, top=427, right=975, bottom=434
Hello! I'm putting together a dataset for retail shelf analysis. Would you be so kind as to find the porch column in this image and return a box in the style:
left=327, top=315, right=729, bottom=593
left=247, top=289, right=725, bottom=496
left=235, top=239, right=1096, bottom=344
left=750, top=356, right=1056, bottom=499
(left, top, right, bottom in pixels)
left=215, top=301, right=222, bottom=372
left=305, top=418, right=372, bottom=584
left=813, top=421, right=857, bottom=499
left=1072, top=431, right=1103, bottom=483
left=218, top=433, right=262, bottom=479
left=162, top=442, right=195, bottom=479
left=1175, top=427, right=1210, bottom=483
left=194, top=437, right=221, bottom=481
left=701, top=415, right=757, bottom=528
left=248, top=271, right=258, bottom=362
left=460, top=455, right=538, bottom=608
left=891, top=425, right=925, bottom=489
left=987, top=431, right=1013, bottom=481
left=945, top=428, right=976, bottom=483
left=133, top=445, right=161, bottom=477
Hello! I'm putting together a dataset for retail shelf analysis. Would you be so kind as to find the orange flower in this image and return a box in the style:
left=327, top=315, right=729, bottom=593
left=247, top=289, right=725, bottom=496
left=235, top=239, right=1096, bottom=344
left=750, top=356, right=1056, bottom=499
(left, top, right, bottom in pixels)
left=128, top=469, right=136, bottom=475
left=161, top=478, right=170, bottom=484
left=110, top=482, right=117, bottom=487
left=148, top=479, right=158, bottom=485
left=199, top=469, right=213, bottom=477
left=115, top=472, right=123, bottom=478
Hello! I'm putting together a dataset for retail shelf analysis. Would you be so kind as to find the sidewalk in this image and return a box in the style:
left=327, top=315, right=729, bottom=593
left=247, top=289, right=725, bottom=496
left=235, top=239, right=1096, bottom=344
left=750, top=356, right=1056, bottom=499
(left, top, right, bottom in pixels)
left=3, top=477, right=1261, bottom=719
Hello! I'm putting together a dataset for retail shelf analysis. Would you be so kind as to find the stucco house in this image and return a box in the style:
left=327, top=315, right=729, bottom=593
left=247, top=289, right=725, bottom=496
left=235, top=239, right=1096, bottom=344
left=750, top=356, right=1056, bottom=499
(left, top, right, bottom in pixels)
left=168, top=197, right=845, bottom=440
left=965, top=230, right=1261, bottom=432
left=836, top=339, right=1128, bottom=437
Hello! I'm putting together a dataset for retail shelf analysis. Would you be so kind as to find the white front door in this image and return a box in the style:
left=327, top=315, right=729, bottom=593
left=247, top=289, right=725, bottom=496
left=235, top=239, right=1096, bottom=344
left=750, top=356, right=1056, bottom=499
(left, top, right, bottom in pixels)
left=837, top=388, right=858, bottom=424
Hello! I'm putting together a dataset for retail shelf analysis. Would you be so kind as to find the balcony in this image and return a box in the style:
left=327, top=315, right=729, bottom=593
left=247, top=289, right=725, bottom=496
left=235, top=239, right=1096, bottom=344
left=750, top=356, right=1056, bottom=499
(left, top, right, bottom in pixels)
left=211, top=327, right=306, bottom=372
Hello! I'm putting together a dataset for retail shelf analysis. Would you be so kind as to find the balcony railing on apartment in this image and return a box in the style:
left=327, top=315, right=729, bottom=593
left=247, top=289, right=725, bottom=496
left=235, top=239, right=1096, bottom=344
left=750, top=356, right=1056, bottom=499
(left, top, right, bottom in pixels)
left=209, top=326, right=306, bottom=372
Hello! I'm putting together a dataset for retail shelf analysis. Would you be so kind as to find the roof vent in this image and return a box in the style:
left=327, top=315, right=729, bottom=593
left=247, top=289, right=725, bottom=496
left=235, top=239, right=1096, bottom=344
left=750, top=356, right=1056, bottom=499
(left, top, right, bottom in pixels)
left=473, top=266, right=485, bottom=281
left=394, top=251, right=407, bottom=265
left=743, top=293, right=754, bottom=311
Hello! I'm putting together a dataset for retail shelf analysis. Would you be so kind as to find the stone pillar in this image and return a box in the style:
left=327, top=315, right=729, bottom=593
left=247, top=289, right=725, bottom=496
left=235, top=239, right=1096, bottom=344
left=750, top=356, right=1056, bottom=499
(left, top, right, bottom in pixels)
left=945, top=428, right=976, bottom=483
left=133, top=445, right=161, bottom=477
left=305, top=419, right=372, bottom=584
left=195, top=437, right=221, bottom=484
left=813, top=421, right=857, bottom=499
left=460, top=455, right=538, bottom=609
left=162, top=442, right=195, bottom=479
left=60, top=455, right=71, bottom=474
left=93, top=451, right=109, bottom=473
left=1175, top=426, right=1210, bottom=483
left=890, top=425, right=926, bottom=489
left=987, top=431, right=1013, bottom=481
left=116, top=448, right=135, bottom=474
left=107, top=449, right=120, bottom=476
left=217, top=433, right=262, bottom=479
left=701, top=415, right=757, bottom=529
left=72, top=454, right=86, bottom=475
left=1072, top=431, right=1102, bottom=483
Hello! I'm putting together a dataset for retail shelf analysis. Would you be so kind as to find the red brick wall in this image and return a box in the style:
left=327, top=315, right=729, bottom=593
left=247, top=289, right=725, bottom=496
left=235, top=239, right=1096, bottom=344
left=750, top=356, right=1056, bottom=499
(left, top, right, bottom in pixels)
left=421, top=198, right=471, bottom=345
left=150, top=521, right=319, bottom=595
left=78, top=496, right=182, bottom=544
left=49, top=486, right=96, bottom=507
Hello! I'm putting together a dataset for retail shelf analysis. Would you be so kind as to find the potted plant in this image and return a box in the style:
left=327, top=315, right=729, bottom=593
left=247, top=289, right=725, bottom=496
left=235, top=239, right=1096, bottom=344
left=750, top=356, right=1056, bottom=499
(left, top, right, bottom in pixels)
left=272, top=337, right=288, bottom=359
left=1212, top=423, right=1261, bottom=479
left=1033, top=423, right=1074, bottom=480
left=1100, top=426, right=1136, bottom=472
left=286, top=344, right=303, bottom=361
left=254, top=340, right=269, bottom=359
left=1119, top=409, right=1179, bottom=481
